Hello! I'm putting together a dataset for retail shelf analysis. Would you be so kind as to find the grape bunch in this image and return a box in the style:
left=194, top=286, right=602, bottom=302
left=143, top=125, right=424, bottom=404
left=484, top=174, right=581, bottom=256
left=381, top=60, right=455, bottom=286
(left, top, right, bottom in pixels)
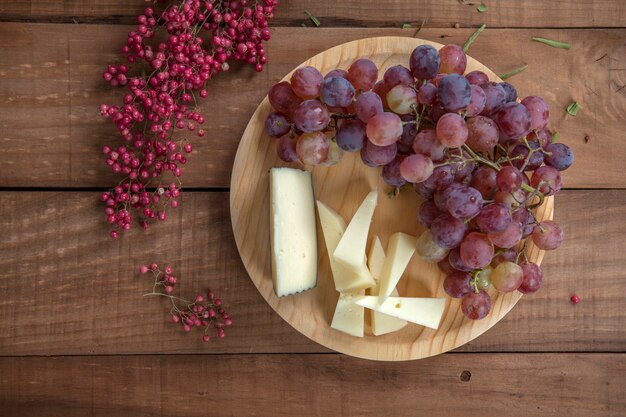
left=264, top=43, right=574, bottom=320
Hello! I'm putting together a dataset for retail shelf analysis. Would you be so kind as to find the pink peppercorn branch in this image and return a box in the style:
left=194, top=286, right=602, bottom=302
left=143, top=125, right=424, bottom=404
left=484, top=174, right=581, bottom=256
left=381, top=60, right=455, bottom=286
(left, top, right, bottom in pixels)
left=140, top=263, right=232, bottom=342
left=101, top=0, right=277, bottom=238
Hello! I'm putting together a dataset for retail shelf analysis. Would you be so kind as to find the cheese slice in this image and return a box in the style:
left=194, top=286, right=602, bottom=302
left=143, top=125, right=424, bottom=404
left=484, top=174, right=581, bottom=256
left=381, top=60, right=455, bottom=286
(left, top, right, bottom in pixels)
left=367, top=236, right=386, bottom=279
left=377, top=232, right=417, bottom=302
left=353, top=296, right=446, bottom=330
left=331, top=291, right=365, bottom=337
left=367, top=236, right=408, bottom=336
left=333, top=190, right=378, bottom=276
left=269, top=168, right=317, bottom=297
left=317, top=201, right=375, bottom=292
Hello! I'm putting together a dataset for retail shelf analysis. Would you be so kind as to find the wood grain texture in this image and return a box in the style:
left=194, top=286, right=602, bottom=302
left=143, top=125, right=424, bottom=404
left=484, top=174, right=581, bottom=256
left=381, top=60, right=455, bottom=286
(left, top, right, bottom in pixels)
left=0, top=190, right=623, bottom=355
left=230, top=36, right=552, bottom=360
left=1, top=0, right=625, bottom=28
left=1, top=354, right=625, bottom=417
left=0, top=24, right=625, bottom=188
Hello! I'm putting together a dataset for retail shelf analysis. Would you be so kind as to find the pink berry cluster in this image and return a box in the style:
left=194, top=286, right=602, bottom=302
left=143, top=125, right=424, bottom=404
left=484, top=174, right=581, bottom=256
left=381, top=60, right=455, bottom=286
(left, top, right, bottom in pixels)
left=100, top=0, right=277, bottom=238
left=141, top=263, right=232, bottom=343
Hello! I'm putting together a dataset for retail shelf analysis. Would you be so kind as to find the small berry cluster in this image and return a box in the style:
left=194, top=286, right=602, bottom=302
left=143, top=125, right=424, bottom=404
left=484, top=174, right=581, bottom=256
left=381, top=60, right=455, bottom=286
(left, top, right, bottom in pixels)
left=141, top=263, right=232, bottom=342
left=101, top=0, right=277, bottom=238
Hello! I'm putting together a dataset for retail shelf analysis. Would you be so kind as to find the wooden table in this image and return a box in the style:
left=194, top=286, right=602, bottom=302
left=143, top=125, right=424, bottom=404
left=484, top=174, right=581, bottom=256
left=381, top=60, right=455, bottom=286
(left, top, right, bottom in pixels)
left=1, top=1, right=625, bottom=415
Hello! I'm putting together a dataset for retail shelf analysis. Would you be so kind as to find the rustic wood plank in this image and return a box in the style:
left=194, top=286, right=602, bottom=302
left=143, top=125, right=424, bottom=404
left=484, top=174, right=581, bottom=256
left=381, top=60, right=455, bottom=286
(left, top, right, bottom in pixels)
left=0, top=190, right=623, bottom=355
left=1, top=24, right=624, bottom=188
left=1, top=353, right=624, bottom=417
left=0, top=0, right=625, bottom=28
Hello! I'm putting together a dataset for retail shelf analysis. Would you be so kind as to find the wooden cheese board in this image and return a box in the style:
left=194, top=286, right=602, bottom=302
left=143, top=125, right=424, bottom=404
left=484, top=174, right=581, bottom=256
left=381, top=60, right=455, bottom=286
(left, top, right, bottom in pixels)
left=230, top=36, right=554, bottom=361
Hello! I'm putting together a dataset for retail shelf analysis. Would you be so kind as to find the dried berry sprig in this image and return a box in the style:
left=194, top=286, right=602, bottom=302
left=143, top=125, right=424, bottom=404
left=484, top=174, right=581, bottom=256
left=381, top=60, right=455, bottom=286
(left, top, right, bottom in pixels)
left=140, top=263, right=232, bottom=342
left=101, top=0, right=278, bottom=237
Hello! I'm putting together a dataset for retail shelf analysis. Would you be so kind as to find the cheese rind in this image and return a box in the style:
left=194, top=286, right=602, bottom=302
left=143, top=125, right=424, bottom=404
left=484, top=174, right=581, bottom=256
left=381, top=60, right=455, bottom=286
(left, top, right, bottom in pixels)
left=333, top=191, right=378, bottom=275
left=367, top=236, right=408, bottom=336
left=269, top=168, right=317, bottom=297
left=317, top=201, right=375, bottom=292
left=352, top=296, right=446, bottom=329
left=377, top=232, right=417, bottom=302
left=331, top=291, right=365, bottom=337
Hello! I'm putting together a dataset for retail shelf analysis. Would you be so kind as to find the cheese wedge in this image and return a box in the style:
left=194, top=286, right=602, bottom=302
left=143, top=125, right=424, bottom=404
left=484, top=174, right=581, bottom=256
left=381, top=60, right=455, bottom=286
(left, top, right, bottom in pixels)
left=269, top=168, right=317, bottom=297
left=377, top=232, right=417, bottom=302
left=317, top=201, right=376, bottom=292
left=331, top=291, right=365, bottom=337
left=367, top=236, right=386, bottom=279
left=333, top=190, right=378, bottom=277
left=353, top=296, right=446, bottom=330
left=367, top=236, right=408, bottom=335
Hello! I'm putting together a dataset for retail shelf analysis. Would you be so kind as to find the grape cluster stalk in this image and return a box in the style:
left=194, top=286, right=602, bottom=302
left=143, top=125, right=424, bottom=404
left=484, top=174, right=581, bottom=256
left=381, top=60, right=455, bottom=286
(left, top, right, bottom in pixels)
left=264, top=43, right=574, bottom=320
left=100, top=0, right=277, bottom=238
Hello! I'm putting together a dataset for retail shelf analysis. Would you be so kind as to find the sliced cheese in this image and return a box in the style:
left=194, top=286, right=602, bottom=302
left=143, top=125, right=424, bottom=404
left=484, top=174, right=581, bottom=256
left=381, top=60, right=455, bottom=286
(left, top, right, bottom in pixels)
left=367, top=236, right=408, bottom=336
left=317, top=201, right=376, bottom=292
left=353, top=296, right=446, bottom=330
left=377, top=232, right=417, bottom=302
left=367, top=236, right=386, bottom=279
left=269, top=168, right=317, bottom=297
left=333, top=190, right=378, bottom=276
left=331, top=291, right=365, bottom=337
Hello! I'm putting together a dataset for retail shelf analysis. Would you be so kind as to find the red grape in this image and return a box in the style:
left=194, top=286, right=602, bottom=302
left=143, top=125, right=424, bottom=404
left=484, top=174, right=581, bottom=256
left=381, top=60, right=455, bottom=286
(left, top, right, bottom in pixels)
left=461, top=290, right=492, bottom=320
left=347, top=58, right=378, bottom=91
left=290, top=66, right=324, bottom=99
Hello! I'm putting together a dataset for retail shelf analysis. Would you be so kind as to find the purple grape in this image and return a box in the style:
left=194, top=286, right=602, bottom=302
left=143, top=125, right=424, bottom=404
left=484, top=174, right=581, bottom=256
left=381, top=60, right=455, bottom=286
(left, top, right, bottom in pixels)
left=431, top=213, right=469, bottom=249
left=496, top=166, right=523, bottom=192
left=518, top=262, right=543, bottom=294
left=268, top=81, right=302, bottom=116
left=530, top=166, right=562, bottom=196
left=321, top=76, right=355, bottom=108
left=494, top=102, right=532, bottom=140
left=325, top=69, right=348, bottom=79
left=414, top=181, right=436, bottom=199
left=532, top=220, right=563, bottom=250
left=364, top=139, right=397, bottom=166
left=521, top=96, right=549, bottom=131
left=400, top=154, right=434, bottom=183
left=265, top=112, right=291, bottom=137
left=418, top=200, right=443, bottom=228
left=382, top=155, right=408, bottom=188
left=499, top=82, right=517, bottom=102
left=360, top=147, right=378, bottom=167
left=399, top=114, right=419, bottom=146
left=479, top=82, right=507, bottom=116
left=383, top=65, right=414, bottom=88
left=449, top=247, right=472, bottom=271
left=438, top=73, right=471, bottom=112
left=438, top=44, right=467, bottom=75
left=461, top=290, right=492, bottom=320
left=544, top=143, right=574, bottom=171
left=336, top=119, right=366, bottom=152
left=347, top=58, right=378, bottom=91
left=510, top=141, right=544, bottom=171
left=465, top=70, right=489, bottom=86
left=413, top=129, right=446, bottom=161
left=276, top=134, right=298, bottom=162
left=355, top=91, right=383, bottom=123
left=422, top=165, right=455, bottom=190
left=466, top=116, right=498, bottom=152
left=475, top=203, right=512, bottom=233
left=290, top=66, right=324, bottom=99
left=467, top=84, right=487, bottom=117
left=434, top=183, right=464, bottom=211
left=417, top=82, right=437, bottom=105
left=460, top=232, right=494, bottom=269
left=409, top=44, right=441, bottom=80
left=446, top=185, right=483, bottom=220
left=292, top=99, right=330, bottom=133
left=488, top=221, right=523, bottom=249
left=444, top=271, right=473, bottom=298
left=470, top=166, right=498, bottom=199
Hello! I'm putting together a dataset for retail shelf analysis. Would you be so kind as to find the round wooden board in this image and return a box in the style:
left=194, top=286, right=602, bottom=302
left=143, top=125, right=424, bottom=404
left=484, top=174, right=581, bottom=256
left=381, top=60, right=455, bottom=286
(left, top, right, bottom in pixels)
left=230, top=36, right=554, bottom=361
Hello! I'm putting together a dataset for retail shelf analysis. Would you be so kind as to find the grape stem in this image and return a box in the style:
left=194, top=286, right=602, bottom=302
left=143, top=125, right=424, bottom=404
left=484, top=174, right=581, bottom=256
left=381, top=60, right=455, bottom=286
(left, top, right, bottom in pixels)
left=461, top=144, right=545, bottom=207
